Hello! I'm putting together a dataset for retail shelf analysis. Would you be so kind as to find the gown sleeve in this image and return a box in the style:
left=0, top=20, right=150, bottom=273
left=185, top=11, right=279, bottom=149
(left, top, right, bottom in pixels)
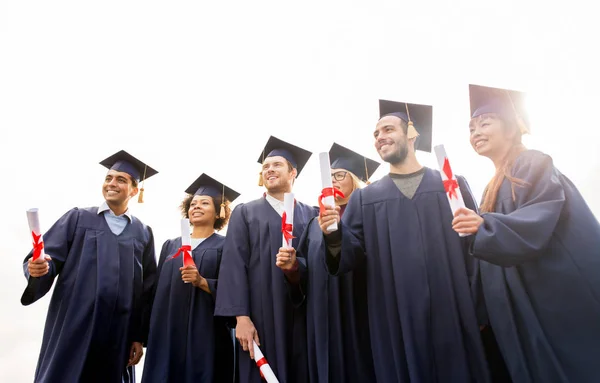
left=21, top=208, right=80, bottom=306
left=472, top=152, right=566, bottom=267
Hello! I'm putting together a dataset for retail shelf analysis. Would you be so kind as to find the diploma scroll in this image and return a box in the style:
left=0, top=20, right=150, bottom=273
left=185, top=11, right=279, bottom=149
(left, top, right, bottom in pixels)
left=26, top=208, right=45, bottom=261
left=281, top=193, right=295, bottom=248
left=318, top=152, right=338, bottom=232
left=433, top=144, right=470, bottom=237
left=253, top=340, right=279, bottom=383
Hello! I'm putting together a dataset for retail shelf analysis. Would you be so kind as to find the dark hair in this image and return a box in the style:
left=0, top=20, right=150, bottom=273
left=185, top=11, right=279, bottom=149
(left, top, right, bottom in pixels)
left=179, top=194, right=232, bottom=231
left=478, top=114, right=528, bottom=213
left=131, top=178, right=138, bottom=188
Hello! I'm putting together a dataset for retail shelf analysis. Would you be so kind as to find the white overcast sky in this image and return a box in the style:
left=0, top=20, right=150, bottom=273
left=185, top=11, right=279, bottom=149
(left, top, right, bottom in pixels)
left=1, top=1, right=599, bottom=381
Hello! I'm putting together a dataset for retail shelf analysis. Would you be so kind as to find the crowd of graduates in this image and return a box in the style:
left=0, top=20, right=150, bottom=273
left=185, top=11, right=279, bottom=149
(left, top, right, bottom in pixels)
left=21, top=84, right=600, bottom=383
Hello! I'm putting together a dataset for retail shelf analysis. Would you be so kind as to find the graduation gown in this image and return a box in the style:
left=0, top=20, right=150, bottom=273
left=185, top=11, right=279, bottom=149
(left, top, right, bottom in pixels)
left=471, top=150, right=600, bottom=383
left=214, top=197, right=318, bottom=383
left=20, top=207, right=157, bottom=383
left=298, top=204, right=375, bottom=383
left=330, top=169, right=491, bottom=383
left=142, top=234, right=233, bottom=383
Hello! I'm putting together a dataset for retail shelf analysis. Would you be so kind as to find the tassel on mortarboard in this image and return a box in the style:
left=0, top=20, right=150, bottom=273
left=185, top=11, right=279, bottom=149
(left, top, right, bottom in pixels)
left=258, top=150, right=265, bottom=186
left=364, top=157, right=371, bottom=185
left=219, top=184, right=226, bottom=218
left=504, top=89, right=530, bottom=135
left=405, top=103, right=420, bottom=140
left=137, top=165, right=148, bottom=203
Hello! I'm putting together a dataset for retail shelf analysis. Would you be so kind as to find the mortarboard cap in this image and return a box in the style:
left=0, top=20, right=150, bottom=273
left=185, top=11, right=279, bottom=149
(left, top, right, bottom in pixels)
left=378, top=100, right=433, bottom=152
left=185, top=173, right=240, bottom=218
left=257, top=136, right=312, bottom=176
left=469, top=84, right=529, bottom=134
left=469, top=84, right=530, bottom=134
left=99, top=150, right=158, bottom=182
left=185, top=173, right=240, bottom=202
left=329, top=143, right=380, bottom=183
left=99, top=150, right=158, bottom=203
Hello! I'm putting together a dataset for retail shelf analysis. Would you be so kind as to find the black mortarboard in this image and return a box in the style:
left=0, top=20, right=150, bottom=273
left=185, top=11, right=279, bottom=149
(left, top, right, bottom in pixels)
left=378, top=100, right=433, bottom=152
left=257, top=136, right=312, bottom=176
left=99, top=150, right=158, bottom=182
left=185, top=173, right=240, bottom=202
left=469, top=84, right=530, bottom=133
left=329, top=143, right=380, bottom=183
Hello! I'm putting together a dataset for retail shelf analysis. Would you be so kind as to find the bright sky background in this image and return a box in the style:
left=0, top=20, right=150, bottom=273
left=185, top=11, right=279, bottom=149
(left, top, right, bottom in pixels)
left=1, top=1, right=599, bottom=381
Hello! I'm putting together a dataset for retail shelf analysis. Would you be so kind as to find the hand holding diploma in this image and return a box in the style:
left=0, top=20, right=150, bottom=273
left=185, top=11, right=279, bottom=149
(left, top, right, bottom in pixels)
left=318, top=205, right=341, bottom=235
left=276, top=247, right=297, bottom=271
left=236, top=316, right=260, bottom=358
left=26, top=208, right=51, bottom=277
left=172, top=218, right=197, bottom=283
left=452, top=207, right=484, bottom=235
left=318, top=152, right=344, bottom=233
left=433, top=145, right=471, bottom=237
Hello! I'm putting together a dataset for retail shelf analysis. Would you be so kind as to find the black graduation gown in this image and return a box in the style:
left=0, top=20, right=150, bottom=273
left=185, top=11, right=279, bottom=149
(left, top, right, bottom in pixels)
left=20, top=207, right=157, bottom=383
left=471, top=150, right=600, bottom=383
left=142, top=234, right=234, bottom=383
left=298, top=204, right=375, bottom=383
left=329, top=169, right=491, bottom=383
left=214, top=197, right=318, bottom=383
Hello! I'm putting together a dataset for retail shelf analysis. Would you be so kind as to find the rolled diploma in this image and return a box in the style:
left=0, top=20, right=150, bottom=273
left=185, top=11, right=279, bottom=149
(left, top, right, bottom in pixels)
left=319, top=152, right=338, bottom=232
left=26, top=208, right=45, bottom=261
left=433, top=144, right=469, bottom=237
left=282, top=193, right=294, bottom=248
left=180, top=218, right=194, bottom=270
left=253, top=340, right=279, bottom=383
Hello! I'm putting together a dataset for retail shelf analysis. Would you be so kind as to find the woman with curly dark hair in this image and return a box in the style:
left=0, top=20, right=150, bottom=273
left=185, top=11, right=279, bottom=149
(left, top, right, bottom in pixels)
left=143, top=174, right=240, bottom=383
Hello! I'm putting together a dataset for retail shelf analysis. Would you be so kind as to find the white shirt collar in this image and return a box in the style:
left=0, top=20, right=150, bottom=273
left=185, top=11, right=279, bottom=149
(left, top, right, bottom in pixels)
left=265, top=193, right=284, bottom=216
left=97, top=201, right=133, bottom=222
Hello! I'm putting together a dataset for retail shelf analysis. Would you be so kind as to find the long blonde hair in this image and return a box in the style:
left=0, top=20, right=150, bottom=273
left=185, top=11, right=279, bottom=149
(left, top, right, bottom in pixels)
left=479, top=115, right=528, bottom=213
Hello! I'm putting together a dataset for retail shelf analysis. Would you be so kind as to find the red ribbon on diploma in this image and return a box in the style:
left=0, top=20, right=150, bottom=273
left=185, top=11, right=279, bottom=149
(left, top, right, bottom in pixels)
left=442, top=158, right=459, bottom=200
left=172, top=245, right=196, bottom=267
left=256, top=357, right=267, bottom=379
left=281, top=212, right=295, bottom=243
left=318, top=187, right=345, bottom=215
left=32, top=231, right=44, bottom=261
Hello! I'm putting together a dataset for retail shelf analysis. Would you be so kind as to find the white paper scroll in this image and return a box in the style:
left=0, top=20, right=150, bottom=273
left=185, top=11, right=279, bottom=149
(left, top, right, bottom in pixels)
left=282, top=193, right=295, bottom=248
left=253, top=340, right=279, bottom=383
left=433, top=144, right=469, bottom=237
left=319, top=152, right=338, bottom=232
left=26, top=208, right=45, bottom=261
left=180, top=218, right=194, bottom=272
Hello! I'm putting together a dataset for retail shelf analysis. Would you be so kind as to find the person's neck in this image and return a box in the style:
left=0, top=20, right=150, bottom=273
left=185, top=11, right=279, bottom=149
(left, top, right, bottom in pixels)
left=489, top=145, right=514, bottom=170
left=266, top=187, right=292, bottom=202
left=106, top=201, right=129, bottom=216
left=389, top=153, right=423, bottom=175
left=191, top=224, right=214, bottom=239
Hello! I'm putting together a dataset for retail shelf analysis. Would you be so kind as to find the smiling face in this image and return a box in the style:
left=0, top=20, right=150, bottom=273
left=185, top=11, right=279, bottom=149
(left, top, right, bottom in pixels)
left=261, top=156, right=296, bottom=193
left=188, top=195, right=218, bottom=227
left=469, top=113, right=517, bottom=160
left=373, top=115, right=411, bottom=165
left=102, top=170, right=138, bottom=205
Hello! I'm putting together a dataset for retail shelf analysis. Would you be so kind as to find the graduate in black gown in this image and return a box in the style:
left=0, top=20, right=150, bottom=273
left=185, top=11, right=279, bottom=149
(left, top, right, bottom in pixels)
left=142, top=173, right=239, bottom=383
left=295, top=143, right=379, bottom=382
left=319, top=101, right=491, bottom=383
left=452, top=84, right=600, bottom=383
left=215, top=136, right=318, bottom=383
left=21, top=150, right=158, bottom=383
